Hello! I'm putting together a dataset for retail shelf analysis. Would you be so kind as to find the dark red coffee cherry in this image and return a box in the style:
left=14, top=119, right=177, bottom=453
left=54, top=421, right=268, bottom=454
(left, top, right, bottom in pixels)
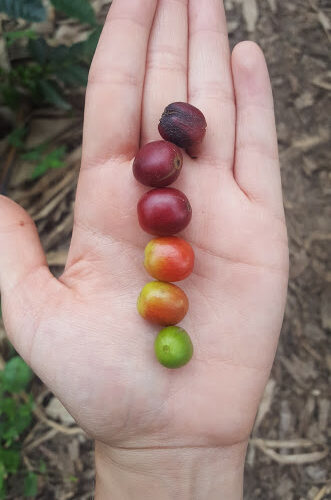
left=133, top=141, right=183, bottom=187
left=137, top=188, right=192, bottom=236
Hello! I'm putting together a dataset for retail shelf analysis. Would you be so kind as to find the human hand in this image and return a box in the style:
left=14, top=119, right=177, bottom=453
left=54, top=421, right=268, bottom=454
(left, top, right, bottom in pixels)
left=0, top=0, right=288, bottom=498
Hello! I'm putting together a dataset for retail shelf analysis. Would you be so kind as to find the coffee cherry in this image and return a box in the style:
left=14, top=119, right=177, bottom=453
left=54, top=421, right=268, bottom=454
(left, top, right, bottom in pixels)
left=133, top=141, right=183, bottom=187
left=137, top=188, right=192, bottom=235
left=154, top=326, right=193, bottom=369
left=144, top=236, right=194, bottom=282
left=159, top=102, right=207, bottom=149
left=137, top=281, right=189, bottom=325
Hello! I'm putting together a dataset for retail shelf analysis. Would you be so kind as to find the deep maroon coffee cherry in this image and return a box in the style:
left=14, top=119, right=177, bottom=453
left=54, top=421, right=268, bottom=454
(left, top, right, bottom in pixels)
left=158, top=102, right=207, bottom=149
left=137, top=188, right=192, bottom=235
left=133, top=141, right=183, bottom=188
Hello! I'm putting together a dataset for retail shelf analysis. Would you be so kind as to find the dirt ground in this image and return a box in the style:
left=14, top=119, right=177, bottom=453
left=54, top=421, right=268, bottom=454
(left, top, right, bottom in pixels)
left=1, top=0, right=330, bottom=498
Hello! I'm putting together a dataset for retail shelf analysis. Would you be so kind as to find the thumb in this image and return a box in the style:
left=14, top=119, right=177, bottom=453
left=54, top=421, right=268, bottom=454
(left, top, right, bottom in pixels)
left=0, top=195, right=57, bottom=361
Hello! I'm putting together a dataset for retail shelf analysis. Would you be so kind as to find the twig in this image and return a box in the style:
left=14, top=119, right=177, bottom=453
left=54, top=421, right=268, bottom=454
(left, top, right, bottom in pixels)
left=24, top=428, right=58, bottom=452
left=35, top=387, right=51, bottom=406
left=1, top=146, right=16, bottom=195
left=22, top=453, right=33, bottom=471
left=308, top=0, right=331, bottom=41
left=47, top=250, right=68, bottom=267
left=34, top=406, right=84, bottom=436
left=78, top=492, right=95, bottom=500
left=21, top=393, right=84, bottom=436
left=251, top=438, right=318, bottom=449
left=250, top=438, right=329, bottom=465
left=23, top=421, right=42, bottom=446
left=0, top=352, right=5, bottom=370
left=314, top=483, right=331, bottom=500
left=0, top=107, right=25, bottom=194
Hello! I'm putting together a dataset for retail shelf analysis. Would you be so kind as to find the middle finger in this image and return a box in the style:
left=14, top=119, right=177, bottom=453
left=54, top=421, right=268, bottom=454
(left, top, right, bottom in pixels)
left=141, top=0, right=189, bottom=145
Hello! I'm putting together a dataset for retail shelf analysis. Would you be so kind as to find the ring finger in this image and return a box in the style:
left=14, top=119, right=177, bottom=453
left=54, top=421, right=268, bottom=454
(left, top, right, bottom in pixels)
left=188, top=0, right=235, bottom=168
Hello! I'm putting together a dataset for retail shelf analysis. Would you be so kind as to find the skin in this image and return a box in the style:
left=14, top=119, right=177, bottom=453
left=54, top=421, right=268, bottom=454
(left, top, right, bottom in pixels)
left=0, top=1, right=289, bottom=499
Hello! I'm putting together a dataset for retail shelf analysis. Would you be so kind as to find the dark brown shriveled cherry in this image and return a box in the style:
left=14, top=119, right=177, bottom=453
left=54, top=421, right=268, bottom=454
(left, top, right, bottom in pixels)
left=158, top=102, right=207, bottom=149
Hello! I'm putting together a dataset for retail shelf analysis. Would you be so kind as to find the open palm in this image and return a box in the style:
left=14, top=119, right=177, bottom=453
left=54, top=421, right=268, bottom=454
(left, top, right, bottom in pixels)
left=1, top=0, right=288, bottom=451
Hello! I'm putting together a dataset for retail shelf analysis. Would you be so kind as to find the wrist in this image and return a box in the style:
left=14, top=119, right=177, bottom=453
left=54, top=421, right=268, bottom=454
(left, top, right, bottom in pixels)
left=95, top=440, right=246, bottom=500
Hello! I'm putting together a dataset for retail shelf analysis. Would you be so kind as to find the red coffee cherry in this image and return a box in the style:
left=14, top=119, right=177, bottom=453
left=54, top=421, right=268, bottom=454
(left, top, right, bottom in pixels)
left=137, top=188, right=192, bottom=236
left=133, top=141, right=183, bottom=187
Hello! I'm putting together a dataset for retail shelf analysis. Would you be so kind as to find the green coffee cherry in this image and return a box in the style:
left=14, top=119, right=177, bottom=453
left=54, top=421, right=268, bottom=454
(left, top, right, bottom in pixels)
left=154, top=326, right=193, bottom=369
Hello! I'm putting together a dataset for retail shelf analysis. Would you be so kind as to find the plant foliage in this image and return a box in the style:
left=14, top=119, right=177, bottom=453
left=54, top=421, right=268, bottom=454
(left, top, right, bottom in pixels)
left=0, top=0, right=46, bottom=22
left=0, top=2, right=102, bottom=495
left=50, top=0, right=96, bottom=25
left=0, top=0, right=96, bottom=24
left=0, top=1, right=101, bottom=113
left=0, top=356, right=36, bottom=498
left=22, top=144, right=67, bottom=179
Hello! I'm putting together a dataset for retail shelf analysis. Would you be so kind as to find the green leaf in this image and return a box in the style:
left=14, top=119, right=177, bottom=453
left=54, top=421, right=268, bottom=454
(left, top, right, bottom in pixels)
left=15, top=400, right=34, bottom=434
left=28, top=38, right=50, bottom=65
left=2, top=357, right=33, bottom=393
left=39, top=80, right=71, bottom=110
left=8, top=126, right=27, bottom=149
left=0, top=394, right=34, bottom=446
left=0, top=0, right=46, bottom=22
left=24, top=472, right=38, bottom=497
left=29, top=39, right=72, bottom=65
left=57, top=65, right=88, bottom=86
left=50, top=0, right=96, bottom=25
left=21, top=144, right=45, bottom=163
left=0, top=84, right=20, bottom=110
left=4, top=30, right=37, bottom=47
left=0, top=463, right=5, bottom=482
left=0, top=449, right=20, bottom=474
left=70, top=27, right=102, bottom=62
left=0, top=397, right=16, bottom=419
left=0, top=463, right=6, bottom=500
left=30, top=146, right=67, bottom=179
left=39, top=460, right=47, bottom=474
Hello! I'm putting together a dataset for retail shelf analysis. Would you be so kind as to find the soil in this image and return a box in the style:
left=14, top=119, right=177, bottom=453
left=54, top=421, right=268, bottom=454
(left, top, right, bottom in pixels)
left=0, top=0, right=330, bottom=498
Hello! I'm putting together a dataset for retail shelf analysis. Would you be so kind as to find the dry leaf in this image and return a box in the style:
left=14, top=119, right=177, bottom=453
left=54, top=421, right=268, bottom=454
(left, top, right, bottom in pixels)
left=321, top=286, right=331, bottom=331
left=47, top=250, right=68, bottom=267
left=227, top=21, right=239, bottom=33
left=26, top=118, right=78, bottom=149
left=317, top=10, right=331, bottom=32
left=0, top=38, right=10, bottom=71
left=313, top=72, right=331, bottom=91
left=267, top=0, right=277, bottom=13
left=46, top=398, right=75, bottom=427
left=242, top=0, right=259, bottom=32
